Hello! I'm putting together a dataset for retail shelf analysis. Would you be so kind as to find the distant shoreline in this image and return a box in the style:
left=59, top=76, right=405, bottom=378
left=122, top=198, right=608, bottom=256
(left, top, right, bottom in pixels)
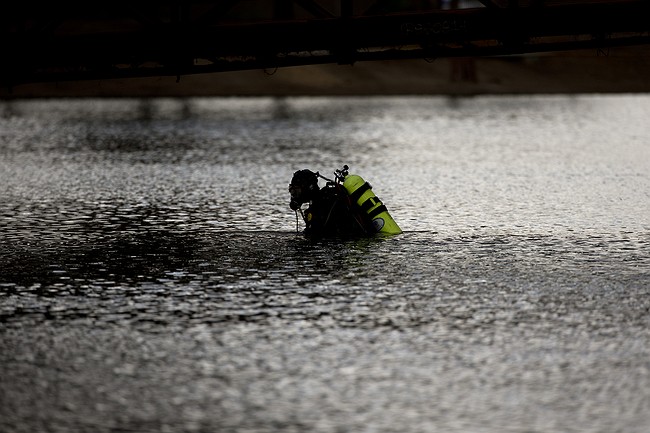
left=2, top=46, right=649, bottom=99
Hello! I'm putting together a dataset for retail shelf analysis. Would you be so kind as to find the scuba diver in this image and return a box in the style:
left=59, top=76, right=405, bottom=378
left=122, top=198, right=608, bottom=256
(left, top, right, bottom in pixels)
left=289, top=165, right=402, bottom=238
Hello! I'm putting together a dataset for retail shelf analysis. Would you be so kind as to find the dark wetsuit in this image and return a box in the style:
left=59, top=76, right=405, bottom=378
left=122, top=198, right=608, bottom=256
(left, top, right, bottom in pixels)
left=303, top=183, right=369, bottom=238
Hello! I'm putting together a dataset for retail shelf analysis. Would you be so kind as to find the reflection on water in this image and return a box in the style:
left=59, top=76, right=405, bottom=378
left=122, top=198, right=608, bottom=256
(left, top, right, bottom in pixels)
left=1, top=96, right=649, bottom=432
left=2, top=230, right=648, bottom=330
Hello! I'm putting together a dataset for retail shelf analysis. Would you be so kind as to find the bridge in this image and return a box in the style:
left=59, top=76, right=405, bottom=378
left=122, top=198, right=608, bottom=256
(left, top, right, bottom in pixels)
left=2, top=0, right=649, bottom=87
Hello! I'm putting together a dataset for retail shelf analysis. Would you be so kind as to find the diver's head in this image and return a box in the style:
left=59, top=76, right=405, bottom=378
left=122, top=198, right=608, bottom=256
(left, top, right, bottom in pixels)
left=289, top=169, right=319, bottom=210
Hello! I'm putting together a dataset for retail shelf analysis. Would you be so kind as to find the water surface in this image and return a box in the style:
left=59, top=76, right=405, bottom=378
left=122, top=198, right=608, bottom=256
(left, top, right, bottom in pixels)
left=1, top=95, right=649, bottom=433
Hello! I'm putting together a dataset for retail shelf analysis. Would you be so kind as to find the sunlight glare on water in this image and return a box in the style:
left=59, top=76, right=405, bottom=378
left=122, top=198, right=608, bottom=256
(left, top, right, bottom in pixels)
left=1, top=95, right=649, bottom=433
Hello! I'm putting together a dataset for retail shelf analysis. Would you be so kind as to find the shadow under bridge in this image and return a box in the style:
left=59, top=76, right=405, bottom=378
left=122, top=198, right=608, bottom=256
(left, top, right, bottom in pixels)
left=3, top=0, right=650, bottom=86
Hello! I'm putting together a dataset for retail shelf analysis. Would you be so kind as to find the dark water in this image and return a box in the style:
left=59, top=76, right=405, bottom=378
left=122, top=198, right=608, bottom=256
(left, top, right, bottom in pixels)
left=1, top=96, right=649, bottom=432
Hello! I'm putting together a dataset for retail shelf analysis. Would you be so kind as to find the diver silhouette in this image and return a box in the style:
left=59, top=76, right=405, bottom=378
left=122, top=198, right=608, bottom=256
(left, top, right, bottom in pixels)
left=289, top=165, right=402, bottom=238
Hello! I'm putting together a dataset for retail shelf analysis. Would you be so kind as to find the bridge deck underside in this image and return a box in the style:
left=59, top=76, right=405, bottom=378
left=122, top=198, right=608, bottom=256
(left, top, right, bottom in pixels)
left=3, top=1, right=649, bottom=85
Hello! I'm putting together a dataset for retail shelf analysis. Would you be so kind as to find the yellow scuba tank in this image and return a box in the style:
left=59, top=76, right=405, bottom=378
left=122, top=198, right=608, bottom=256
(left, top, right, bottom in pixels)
left=343, top=174, right=402, bottom=235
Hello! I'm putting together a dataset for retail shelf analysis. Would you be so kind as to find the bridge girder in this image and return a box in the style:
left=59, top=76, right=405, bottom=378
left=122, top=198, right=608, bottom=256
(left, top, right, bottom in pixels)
left=2, top=0, right=649, bottom=86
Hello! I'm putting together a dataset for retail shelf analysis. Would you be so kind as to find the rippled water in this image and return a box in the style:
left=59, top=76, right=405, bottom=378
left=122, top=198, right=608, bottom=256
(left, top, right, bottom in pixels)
left=1, top=95, right=649, bottom=432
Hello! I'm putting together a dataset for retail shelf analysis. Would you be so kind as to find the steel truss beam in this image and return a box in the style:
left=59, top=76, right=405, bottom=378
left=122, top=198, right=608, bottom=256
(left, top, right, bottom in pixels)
left=2, top=1, right=649, bottom=85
